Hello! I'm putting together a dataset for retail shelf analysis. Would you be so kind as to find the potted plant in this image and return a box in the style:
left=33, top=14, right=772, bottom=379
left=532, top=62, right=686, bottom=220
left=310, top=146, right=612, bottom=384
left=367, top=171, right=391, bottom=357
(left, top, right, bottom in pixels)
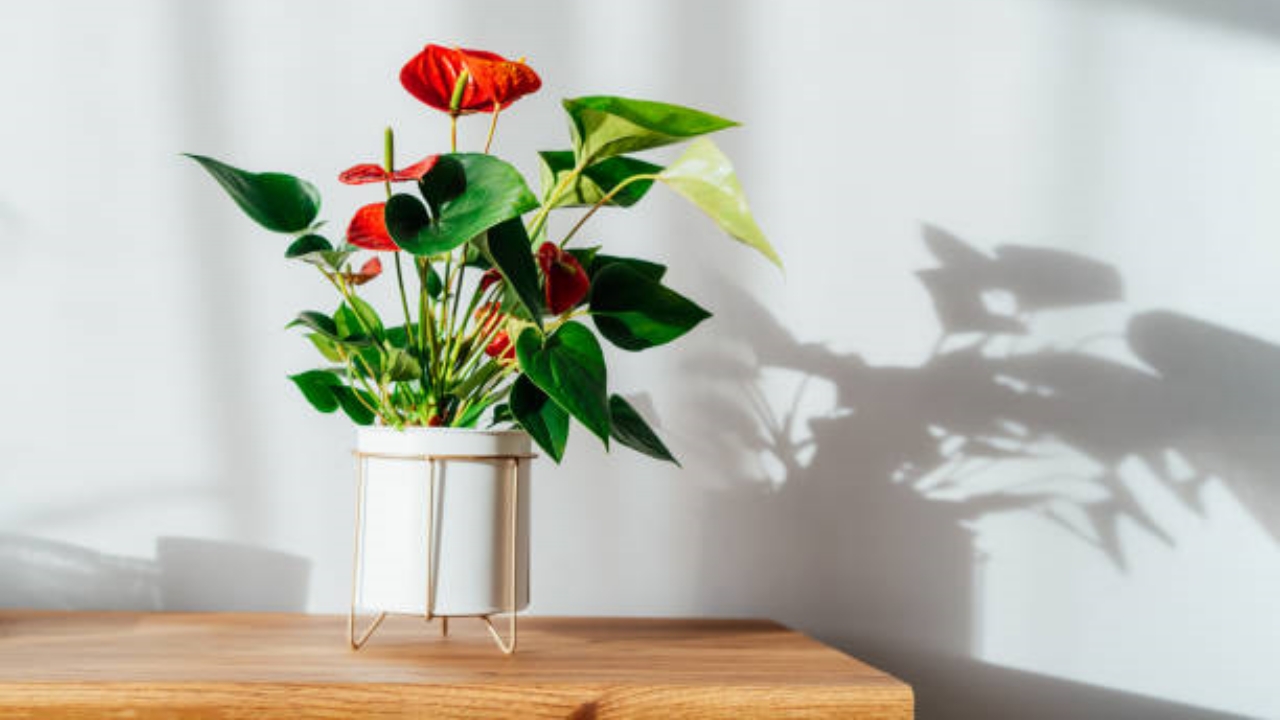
left=187, top=43, right=779, bottom=651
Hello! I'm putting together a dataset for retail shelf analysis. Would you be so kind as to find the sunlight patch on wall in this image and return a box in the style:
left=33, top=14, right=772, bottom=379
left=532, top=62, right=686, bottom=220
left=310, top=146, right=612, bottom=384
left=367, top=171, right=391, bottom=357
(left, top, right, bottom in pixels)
left=972, top=461, right=1280, bottom=718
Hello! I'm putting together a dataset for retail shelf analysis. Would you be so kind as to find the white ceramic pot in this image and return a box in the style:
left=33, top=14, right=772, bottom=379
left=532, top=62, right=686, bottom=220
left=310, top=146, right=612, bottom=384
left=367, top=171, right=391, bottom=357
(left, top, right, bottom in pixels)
left=352, top=427, right=531, bottom=617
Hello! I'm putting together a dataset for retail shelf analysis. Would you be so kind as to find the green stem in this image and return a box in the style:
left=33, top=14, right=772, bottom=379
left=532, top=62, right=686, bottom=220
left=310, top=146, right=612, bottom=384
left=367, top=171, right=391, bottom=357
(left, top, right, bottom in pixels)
left=335, top=345, right=389, bottom=424
left=381, top=126, right=416, bottom=355
left=393, top=254, right=414, bottom=349
left=324, top=270, right=404, bottom=426
left=483, top=104, right=501, bottom=153
left=558, top=173, right=657, bottom=249
left=526, top=160, right=588, bottom=241
left=444, top=261, right=469, bottom=376
left=456, top=362, right=517, bottom=422
left=416, top=258, right=435, bottom=358
left=436, top=254, right=454, bottom=386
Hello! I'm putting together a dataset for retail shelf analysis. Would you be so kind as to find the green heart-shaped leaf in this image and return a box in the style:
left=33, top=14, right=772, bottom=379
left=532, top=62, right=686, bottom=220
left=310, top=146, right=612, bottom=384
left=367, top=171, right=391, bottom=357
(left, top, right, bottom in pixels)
left=186, top=154, right=321, bottom=233
left=589, top=263, right=711, bottom=351
left=386, top=153, right=538, bottom=256
left=515, top=322, right=610, bottom=445
left=609, top=395, right=678, bottom=465
left=510, top=374, right=570, bottom=462
left=564, top=96, right=737, bottom=165
left=659, top=138, right=781, bottom=268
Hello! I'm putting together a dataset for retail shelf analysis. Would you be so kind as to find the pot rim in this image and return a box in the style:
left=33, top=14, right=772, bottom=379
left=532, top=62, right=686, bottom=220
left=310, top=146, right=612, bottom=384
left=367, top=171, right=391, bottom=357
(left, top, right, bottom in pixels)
left=358, top=425, right=529, bottom=437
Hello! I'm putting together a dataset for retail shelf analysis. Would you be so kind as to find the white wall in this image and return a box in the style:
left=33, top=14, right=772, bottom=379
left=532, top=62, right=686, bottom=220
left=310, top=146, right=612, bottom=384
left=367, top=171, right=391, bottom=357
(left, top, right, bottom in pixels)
left=2, top=1, right=1278, bottom=717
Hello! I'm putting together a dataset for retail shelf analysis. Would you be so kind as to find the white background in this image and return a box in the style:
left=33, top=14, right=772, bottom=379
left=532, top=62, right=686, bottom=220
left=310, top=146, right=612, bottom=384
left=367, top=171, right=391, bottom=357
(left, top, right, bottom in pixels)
left=2, top=1, right=1278, bottom=717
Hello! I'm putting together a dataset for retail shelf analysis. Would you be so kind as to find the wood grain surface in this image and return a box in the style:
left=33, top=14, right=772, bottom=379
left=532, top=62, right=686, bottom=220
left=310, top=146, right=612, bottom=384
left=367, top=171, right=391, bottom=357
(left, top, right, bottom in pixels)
left=0, top=612, right=913, bottom=719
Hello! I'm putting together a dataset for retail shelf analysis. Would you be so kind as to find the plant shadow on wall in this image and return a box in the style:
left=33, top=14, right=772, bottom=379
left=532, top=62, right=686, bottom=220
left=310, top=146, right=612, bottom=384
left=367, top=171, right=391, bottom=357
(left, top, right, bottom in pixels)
left=686, top=226, right=1275, bottom=720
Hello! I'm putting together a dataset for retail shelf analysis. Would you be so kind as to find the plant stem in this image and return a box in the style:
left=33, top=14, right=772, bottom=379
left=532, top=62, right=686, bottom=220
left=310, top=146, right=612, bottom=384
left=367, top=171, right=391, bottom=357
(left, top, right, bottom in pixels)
left=324, top=270, right=403, bottom=425
left=483, top=104, right=501, bottom=153
left=526, top=160, right=587, bottom=241
left=444, top=261, right=469, bottom=376
left=335, top=345, right=389, bottom=423
left=558, top=173, right=657, bottom=249
left=382, top=127, right=415, bottom=353
left=393, top=254, right=414, bottom=349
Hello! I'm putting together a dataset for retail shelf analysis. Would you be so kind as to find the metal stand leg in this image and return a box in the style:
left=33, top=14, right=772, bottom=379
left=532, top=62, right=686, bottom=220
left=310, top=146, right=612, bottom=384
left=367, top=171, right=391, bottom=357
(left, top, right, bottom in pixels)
left=349, top=611, right=387, bottom=650
left=481, top=458, right=520, bottom=655
left=349, top=457, right=387, bottom=650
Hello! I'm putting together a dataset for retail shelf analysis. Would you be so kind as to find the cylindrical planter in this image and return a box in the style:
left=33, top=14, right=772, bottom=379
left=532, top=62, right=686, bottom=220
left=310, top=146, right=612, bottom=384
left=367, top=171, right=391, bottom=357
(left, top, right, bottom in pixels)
left=352, top=427, right=531, bottom=618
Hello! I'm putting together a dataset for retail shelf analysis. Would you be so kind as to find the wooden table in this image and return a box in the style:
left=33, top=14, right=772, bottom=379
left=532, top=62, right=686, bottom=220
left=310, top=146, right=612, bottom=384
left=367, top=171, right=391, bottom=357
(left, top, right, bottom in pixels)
left=0, top=612, right=913, bottom=718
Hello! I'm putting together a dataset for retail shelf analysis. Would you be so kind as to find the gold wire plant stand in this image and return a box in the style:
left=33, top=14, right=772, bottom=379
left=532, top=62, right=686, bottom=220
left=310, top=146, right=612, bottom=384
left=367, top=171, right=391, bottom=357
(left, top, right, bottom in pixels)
left=348, top=449, right=534, bottom=655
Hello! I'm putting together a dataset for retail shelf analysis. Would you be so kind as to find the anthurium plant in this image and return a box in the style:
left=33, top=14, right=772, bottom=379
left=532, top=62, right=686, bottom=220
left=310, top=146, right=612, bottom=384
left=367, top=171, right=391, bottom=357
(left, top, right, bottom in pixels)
left=188, top=44, right=779, bottom=464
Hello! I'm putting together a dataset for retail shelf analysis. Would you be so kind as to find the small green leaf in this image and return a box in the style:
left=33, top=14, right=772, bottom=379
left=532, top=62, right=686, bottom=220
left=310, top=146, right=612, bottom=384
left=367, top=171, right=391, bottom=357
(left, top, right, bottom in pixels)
left=589, top=263, right=711, bottom=351
left=289, top=370, right=343, bottom=413
left=185, top=154, right=321, bottom=233
left=289, top=311, right=337, bottom=338
left=381, top=348, right=422, bottom=382
left=515, top=322, right=611, bottom=446
left=307, top=333, right=344, bottom=363
left=387, top=154, right=538, bottom=256
left=510, top=374, right=570, bottom=462
left=334, top=386, right=376, bottom=425
left=287, top=235, right=352, bottom=271
left=290, top=311, right=372, bottom=346
left=563, top=96, right=738, bottom=164
left=609, top=395, right=678, bottom=465
left=335, top=297, right=383, bottom=341
left=285, top=234, right=332, bottom=259
left=478, top=218, right=543, bottom=329
left=385, top=324, right=418, bottom=349
left=538, top=151, right=661, bottom=208
left=658, top=138, right=781, bottom=268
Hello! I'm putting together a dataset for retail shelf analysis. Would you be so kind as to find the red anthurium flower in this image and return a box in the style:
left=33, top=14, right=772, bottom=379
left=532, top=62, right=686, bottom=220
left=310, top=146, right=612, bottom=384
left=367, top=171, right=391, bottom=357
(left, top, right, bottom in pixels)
left=346, top=202, right=399, bottom=251
left=485, top=330, right=515, bottom=363
left=537, top=242, right=590, bottom=315
left=479, top=268, right=503, bottom=292
left=339, top=155, right=440, bottom=185
left=400, top=44, right=541, bottom=114
left=342, top=257, right=382, bottom=286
